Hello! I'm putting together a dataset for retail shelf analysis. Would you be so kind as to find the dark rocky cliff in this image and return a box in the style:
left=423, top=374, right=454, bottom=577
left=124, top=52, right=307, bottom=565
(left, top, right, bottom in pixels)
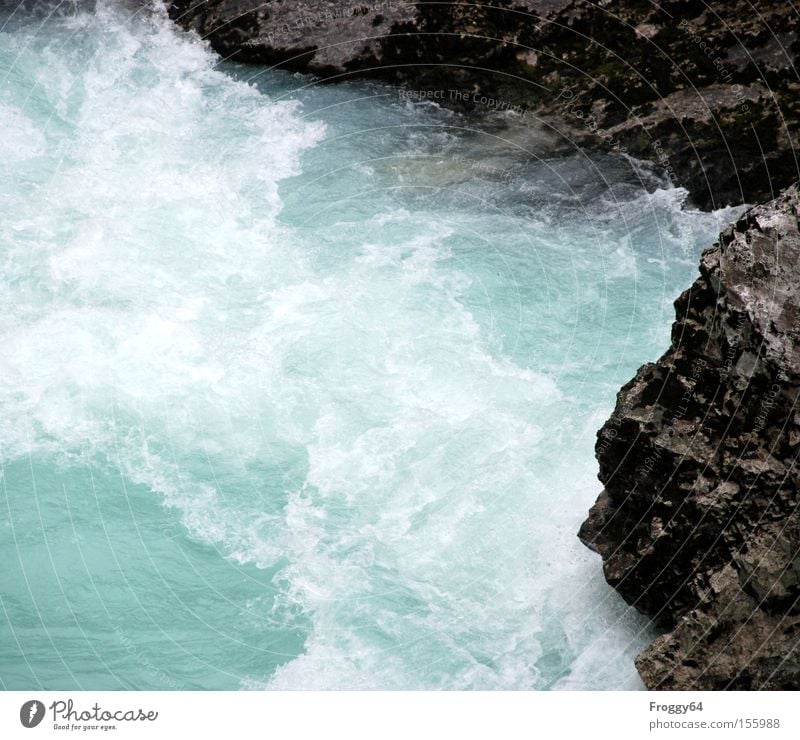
left=580, top=183, right=800, bottom=689
left=165, top=0, right=799, bottom=210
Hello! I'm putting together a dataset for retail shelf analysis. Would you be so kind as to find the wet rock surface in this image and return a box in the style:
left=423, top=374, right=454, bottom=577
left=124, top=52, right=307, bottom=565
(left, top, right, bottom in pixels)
left=580, top=184, right=800, bottom=689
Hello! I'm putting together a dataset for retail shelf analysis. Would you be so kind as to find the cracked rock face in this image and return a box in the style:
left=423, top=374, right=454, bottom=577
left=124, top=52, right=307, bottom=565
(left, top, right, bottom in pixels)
left=579, top=183, right=800, bottom=690
left=165, top=0, right=419, bottom=73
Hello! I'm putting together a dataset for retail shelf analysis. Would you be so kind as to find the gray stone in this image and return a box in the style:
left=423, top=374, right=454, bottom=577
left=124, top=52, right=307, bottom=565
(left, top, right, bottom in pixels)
left=579, top=184, right=800, bottom=690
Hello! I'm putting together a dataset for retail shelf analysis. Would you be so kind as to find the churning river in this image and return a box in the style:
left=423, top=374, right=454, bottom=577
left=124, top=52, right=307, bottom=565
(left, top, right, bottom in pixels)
left=0, top=1, right=744, bottom=690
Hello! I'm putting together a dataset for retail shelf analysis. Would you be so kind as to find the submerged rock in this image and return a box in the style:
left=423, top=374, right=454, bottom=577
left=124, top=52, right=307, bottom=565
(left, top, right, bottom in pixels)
left=164, top=0, right=799, bottom=210
left=580, top=183, right=800, bottom=689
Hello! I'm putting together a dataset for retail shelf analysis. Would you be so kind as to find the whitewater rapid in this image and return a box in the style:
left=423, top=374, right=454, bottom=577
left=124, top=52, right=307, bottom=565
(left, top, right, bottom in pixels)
left=0, top=1, right=744, bottom=690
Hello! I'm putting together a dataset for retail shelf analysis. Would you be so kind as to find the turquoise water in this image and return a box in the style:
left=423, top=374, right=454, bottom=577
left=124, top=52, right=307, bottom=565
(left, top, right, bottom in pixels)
left=0, top=1, right=743, bottom=690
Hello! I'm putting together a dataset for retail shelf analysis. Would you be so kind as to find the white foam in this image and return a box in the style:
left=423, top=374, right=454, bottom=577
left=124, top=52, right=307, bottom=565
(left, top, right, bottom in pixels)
left=0, top=103, right=45, bottom=161
left=0, top=1, right=733, bottom=690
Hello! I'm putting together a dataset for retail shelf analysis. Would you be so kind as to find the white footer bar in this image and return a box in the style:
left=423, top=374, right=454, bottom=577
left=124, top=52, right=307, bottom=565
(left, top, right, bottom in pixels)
left=1, top=691, right=796, bottom=739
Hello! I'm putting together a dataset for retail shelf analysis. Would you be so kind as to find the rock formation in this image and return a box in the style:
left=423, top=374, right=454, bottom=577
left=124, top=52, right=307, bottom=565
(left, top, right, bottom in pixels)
left=580, top=183, right=800, bottom=689
left=164, top=0, right=799, bottom=210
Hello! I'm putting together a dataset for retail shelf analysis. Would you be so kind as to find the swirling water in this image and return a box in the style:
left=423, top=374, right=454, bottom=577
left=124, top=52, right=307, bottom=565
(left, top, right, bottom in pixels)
left=0, top=1, right=744, bottom=690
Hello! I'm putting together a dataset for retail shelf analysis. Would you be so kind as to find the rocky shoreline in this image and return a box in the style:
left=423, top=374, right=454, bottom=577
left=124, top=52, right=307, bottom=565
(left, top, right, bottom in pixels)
left=580, top=184, right=800, bottom=689
left=165, top=0, right=798, bottom=210
left=162, top=0, right=800, bottom=689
